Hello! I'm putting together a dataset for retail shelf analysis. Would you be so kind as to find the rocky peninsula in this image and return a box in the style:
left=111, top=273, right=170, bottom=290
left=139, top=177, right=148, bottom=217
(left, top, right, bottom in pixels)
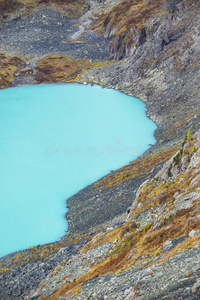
left=0, top=0, right=200, bottom=299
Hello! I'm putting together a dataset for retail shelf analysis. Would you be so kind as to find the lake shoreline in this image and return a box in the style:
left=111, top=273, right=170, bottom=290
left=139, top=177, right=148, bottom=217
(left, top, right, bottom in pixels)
left=0, top=1, right=200, bottom=298
left=0, top=83, right=156, bottom=258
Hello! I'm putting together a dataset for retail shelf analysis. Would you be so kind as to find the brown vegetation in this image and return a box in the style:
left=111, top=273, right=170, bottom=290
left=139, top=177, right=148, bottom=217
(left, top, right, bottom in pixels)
left=93, top=0, right=166, bottom=35
left=0, top=52, right=22, bottom=89
left=0, top=0, right=20, bottom=15
left=95, top=146, right=179, bottom=190
left=36, top=54, right=112, bottom=83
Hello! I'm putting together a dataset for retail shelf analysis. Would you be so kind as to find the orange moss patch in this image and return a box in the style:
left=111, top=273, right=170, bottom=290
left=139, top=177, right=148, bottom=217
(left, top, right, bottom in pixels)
left=143, top=205, right=200, bottom=250
left=135, top=181, right=180, bottom=214
left=0, top=52, right=22, bottom=89
left=80, top=227, right=122, bottom=254
left=36, top=54, right=112, bottom=83
left=36, top=54, right=80, bottom=83
left=0, top=267, right=9, bottom=274
left=93, top=0, right=166, bottom=35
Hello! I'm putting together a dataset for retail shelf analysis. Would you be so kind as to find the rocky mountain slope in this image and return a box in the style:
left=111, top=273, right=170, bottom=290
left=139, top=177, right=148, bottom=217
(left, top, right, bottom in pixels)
left=28, top=129, right=200, bottom=300
left=1, top=130, right=199, bottom=299
left=0, top=0, right=200, bottom=299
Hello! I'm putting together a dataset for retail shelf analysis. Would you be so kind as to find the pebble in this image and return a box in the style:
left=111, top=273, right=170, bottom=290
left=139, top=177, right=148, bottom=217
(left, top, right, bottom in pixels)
left=189, top=230, right=197, bottom=237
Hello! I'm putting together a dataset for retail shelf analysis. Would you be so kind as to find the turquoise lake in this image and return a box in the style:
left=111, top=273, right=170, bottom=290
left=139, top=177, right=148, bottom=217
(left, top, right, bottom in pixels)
left=0, top=84, right=157, bottom=258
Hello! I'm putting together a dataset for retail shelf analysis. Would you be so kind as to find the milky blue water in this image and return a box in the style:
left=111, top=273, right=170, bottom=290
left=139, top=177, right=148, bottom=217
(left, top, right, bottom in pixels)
left=0, top=84, right=157, bottom=258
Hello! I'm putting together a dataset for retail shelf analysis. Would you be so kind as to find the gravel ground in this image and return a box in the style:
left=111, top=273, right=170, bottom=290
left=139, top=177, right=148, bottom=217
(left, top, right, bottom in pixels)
left=0, top=7, right=111, bottom=59
left=73, top=244, right=200, bottom=300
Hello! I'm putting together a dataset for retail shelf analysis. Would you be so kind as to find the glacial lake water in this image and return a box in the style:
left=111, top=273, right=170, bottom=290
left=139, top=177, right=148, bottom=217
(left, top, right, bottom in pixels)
left=0, top=84, right=157, bottom=258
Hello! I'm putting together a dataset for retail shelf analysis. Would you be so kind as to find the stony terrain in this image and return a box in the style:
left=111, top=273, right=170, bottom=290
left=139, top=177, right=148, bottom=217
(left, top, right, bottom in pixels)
left=0, top=0, right=200, bottom=299
left=0, top=7, right=111, bottom=59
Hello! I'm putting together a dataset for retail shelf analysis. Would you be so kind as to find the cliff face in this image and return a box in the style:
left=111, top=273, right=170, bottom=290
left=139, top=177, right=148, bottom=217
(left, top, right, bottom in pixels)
left=92, top=0, right=197, bottom=60
left=81, top=0, right=200, bottom=139
left=0, top=0, right=200, bottom=299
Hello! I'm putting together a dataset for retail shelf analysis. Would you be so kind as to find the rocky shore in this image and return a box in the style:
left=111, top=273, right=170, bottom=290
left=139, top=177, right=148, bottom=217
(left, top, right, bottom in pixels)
left=1, top=128, right=198, bottom=300
left=0, top=0, right=200, bottom=299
